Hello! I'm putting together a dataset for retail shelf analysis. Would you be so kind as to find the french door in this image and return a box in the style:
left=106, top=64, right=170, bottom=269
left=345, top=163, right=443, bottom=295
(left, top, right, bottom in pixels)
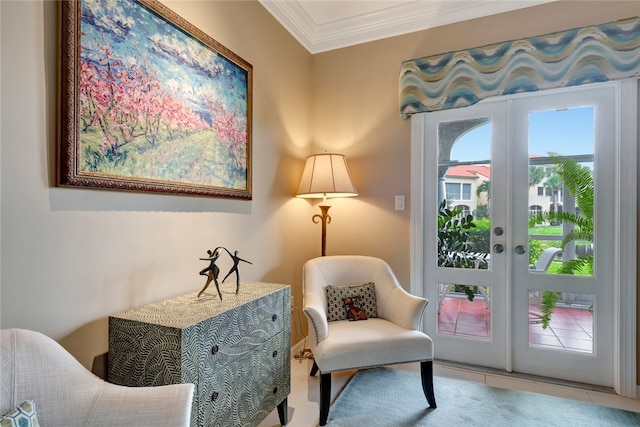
left=413, top=85, right=617, bottom=386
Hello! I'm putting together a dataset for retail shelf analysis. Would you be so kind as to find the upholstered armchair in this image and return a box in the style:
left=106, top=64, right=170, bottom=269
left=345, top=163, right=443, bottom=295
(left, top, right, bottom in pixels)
left=302, top=255, right=436, bottom=425
left=1, top=328, right=194, bottom=426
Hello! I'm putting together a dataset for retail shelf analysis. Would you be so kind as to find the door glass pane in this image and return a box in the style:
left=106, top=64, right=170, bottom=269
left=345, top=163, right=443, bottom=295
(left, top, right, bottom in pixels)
left=437, top=283, right=491, bottom=339
left=527, top=107, right=594, bottom=277
left=528, top=290, right=594, bottom=353
left=437, top=119, right=492, bottom=270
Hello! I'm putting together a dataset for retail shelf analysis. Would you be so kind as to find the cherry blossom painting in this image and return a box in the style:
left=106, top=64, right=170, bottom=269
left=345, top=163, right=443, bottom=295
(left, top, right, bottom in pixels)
left=57, top=0, right=252, bottom=199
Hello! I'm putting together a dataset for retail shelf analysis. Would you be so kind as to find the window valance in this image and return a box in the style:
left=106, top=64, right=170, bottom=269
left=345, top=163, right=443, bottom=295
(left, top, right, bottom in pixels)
left=399, top=17, right=640, bottom=118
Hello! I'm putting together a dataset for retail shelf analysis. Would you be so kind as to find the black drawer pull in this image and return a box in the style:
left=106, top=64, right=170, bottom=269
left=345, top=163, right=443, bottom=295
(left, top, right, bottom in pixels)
left=211, top=345, right=219, bottom=355
left=272, top=350, right=278, bottom=358
left=272, top=314, right=278, bottom=321
left=273, top=387, right=278, bottom=395
left=211, top=391, right=219, bottom=402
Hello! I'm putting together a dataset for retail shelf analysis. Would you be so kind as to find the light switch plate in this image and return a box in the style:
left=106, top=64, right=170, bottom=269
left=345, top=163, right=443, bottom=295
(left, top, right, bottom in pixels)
left=395, top=195, right=405, bottom=211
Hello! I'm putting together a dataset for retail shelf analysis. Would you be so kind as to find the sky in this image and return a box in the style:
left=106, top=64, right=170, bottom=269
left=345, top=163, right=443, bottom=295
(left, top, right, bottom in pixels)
left=451, top=106, right=595, bottom=163
left=81, top=0, right=248, bottom=115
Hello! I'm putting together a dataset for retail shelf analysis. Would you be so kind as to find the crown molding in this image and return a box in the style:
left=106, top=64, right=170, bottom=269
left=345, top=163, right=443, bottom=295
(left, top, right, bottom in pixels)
left=259, top=1, right=555, bottom=54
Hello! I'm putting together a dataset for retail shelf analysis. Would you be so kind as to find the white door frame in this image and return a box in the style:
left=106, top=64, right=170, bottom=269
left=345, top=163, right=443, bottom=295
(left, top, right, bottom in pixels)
left=409, top=81, right=637, bottom=398
left=615, top=79, right=638, bottom=398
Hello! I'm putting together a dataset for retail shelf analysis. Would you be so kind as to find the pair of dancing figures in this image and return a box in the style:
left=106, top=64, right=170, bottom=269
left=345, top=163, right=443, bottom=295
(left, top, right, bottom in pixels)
left=198, top=247, right=252, bottom=299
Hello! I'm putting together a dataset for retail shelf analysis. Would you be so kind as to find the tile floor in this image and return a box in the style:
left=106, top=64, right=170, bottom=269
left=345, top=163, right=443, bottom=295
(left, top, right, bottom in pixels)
left=438, top=294, right=491, bottom=338
left=258, top=354, right=640, bottom=427
left=529, top=305, right=594, bottom=353
left=437, top=293, right=594, bottom=353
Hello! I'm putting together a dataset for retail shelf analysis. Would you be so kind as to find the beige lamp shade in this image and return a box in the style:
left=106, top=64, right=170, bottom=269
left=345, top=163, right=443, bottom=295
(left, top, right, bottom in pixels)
left=296, top=153, right=358, bottom=199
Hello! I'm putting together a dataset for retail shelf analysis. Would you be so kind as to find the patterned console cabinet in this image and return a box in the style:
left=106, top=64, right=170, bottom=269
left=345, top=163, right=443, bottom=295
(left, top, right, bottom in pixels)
left=108, top=282, right=290, bottom=427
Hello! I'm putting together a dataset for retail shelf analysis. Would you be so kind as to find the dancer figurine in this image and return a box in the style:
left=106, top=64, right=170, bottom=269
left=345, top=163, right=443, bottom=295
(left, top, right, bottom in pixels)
left=198, top=247, right=222, bottom=299
left=221, top=248, right=252, bottom=295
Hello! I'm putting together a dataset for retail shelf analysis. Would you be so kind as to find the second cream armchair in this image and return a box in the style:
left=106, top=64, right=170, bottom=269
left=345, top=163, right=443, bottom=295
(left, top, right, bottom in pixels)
left=302, top=255, right=436, bottom=426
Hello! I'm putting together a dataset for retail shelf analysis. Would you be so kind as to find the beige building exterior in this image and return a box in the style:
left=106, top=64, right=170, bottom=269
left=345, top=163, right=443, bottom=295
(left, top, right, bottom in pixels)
left=444, top=164, right=562, bottom=219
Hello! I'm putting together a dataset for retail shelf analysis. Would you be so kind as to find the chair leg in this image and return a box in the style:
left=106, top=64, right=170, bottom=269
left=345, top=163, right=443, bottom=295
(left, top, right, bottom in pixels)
left=319, top=372, right=331, bottom=426
left=421, top=361, right=437, bottom=408
left=310, top=360, right=319, bottom=377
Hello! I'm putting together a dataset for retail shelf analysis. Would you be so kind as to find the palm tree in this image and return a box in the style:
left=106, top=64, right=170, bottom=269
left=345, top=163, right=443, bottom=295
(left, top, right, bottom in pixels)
left=529, top=165, right=546, bottom=188
left=475, top=180, right=490, bottom=219
left=476, top=179, right=490, bottom=199
left=544, top=174, right=563, bottom=222
left=546, top=154, right=594, bottom=274
left=534, top=153, right=594, bottom=327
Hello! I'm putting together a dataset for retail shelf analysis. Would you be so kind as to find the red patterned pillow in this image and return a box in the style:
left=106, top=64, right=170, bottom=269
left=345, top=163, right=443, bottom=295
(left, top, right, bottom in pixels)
left=325, top=282, right=377, bottom=321
left=343, top=296, right=368, bottom=321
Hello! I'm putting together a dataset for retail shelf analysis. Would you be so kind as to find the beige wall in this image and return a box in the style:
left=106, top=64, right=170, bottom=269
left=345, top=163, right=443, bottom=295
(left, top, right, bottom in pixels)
left=1, top=0, right=638, bottom=385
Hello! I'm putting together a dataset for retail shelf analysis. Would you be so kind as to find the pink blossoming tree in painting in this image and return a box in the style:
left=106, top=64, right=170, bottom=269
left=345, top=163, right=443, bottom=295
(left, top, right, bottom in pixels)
left=78, top=0, right=249, bottom=189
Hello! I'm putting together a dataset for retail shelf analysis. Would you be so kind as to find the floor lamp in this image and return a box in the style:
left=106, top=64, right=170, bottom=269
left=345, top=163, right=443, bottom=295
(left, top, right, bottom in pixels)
left=296, top=153, right=358, bottom=256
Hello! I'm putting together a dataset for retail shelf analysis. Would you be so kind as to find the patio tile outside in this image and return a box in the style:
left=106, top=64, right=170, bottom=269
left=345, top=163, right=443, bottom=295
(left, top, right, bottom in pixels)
left=437, top=293, right=594, bottom=353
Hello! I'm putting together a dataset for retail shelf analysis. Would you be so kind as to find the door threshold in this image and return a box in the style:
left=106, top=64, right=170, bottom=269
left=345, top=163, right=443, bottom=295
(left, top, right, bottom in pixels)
left=434, top=358, right=616, bottom=395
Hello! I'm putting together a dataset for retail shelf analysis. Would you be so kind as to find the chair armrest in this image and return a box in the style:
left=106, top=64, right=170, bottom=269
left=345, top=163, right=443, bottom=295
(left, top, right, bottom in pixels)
left=303, top=292, right=329, bottom=345
left=382, top=287, right=428, bottom=331
left=87, top=382, right=194, bottom=427
left=1, top=329, right=194, bottom=427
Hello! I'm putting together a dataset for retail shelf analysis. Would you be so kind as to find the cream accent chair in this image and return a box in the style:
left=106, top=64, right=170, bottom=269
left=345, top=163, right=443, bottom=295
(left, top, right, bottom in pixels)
left=1, top=328, right=194, bottom=426
left=303, top=256, right=436, bottom=426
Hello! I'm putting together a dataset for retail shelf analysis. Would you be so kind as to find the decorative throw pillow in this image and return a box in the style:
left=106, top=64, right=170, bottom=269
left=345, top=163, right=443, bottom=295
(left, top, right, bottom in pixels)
left=326, top=282, right=377, bottom=321
left=0, top=400, right=40, bottom=427
left=343, top=296, right=368, bottom=321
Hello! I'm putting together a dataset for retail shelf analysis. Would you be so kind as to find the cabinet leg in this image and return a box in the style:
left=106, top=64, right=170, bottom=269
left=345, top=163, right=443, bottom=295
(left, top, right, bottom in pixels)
left=277, top=397, right=288, bottom=425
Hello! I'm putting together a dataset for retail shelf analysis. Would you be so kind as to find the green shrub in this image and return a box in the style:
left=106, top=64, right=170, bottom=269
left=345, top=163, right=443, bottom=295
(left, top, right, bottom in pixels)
left=474, top=204, right=489, bottom=219
left=528, top=240, right=543, bottom=265
left=467, top=219, right=490, bottom=254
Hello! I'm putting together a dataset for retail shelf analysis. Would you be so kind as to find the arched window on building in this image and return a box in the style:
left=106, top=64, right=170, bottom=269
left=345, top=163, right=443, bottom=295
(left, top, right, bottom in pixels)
left=454, top=204, right=471, bottom=218
left=529, top=204, right=543, bottom=217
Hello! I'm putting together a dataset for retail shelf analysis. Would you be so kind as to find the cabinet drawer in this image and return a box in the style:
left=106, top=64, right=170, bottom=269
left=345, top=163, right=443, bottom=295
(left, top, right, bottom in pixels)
left=199, top=332, right=288, bottom=426
left=201, top=291, right=284, bottom=369
left=108, top=319, right=200, bottom=387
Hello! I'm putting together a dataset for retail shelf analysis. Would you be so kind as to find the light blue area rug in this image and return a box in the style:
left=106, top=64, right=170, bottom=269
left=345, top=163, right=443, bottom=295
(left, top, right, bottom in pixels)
left=327, top=367, right=640, bottom=426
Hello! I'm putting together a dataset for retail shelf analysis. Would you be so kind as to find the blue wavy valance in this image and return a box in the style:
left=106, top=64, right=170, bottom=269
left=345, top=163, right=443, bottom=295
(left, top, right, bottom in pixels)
left=399, top=17, right=640, bottom=118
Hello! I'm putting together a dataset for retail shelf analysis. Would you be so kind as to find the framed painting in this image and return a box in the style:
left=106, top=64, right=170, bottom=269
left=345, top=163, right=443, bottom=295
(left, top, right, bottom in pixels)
left=57, top=0, right=252, bottom=199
